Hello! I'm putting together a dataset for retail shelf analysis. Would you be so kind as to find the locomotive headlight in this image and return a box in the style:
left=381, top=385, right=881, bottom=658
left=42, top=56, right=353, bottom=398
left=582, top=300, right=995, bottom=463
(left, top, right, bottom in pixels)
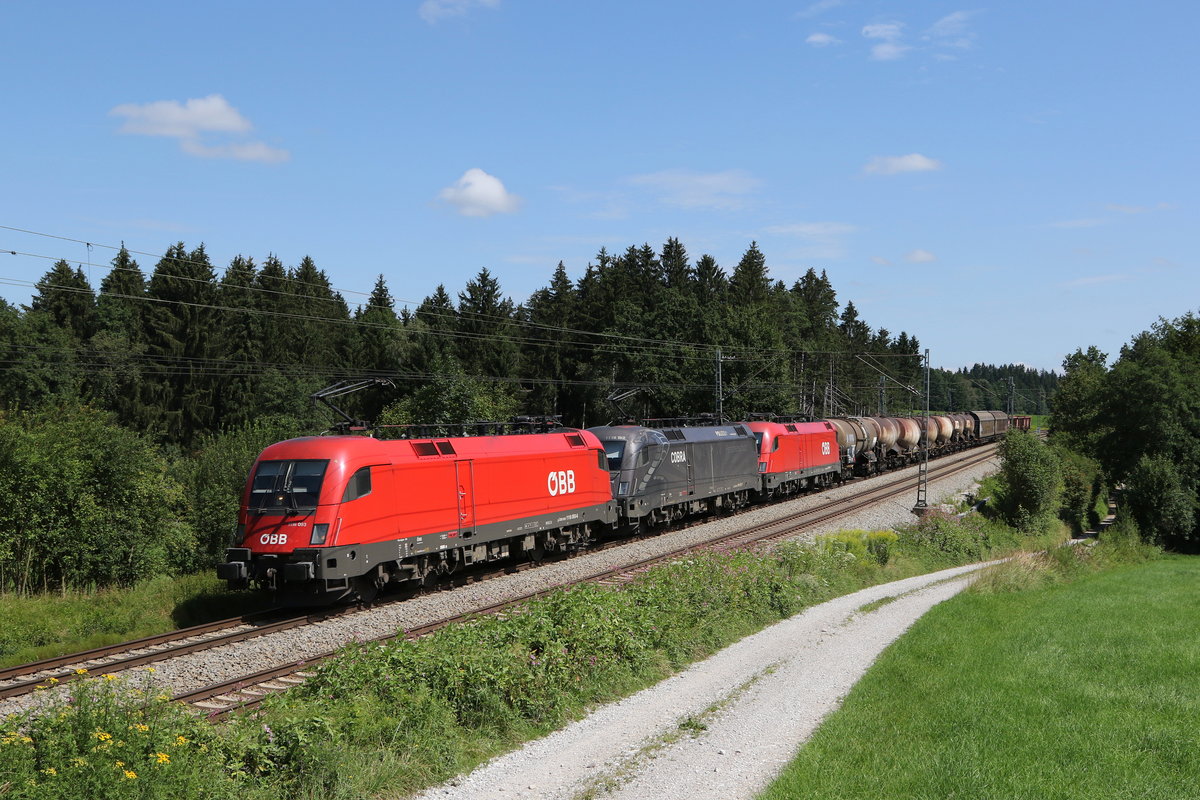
left=311, top=523, right=330, bottom=546
left=618, top=481, right=629, bottom=496
left=758, top=462, right=767, bottom=473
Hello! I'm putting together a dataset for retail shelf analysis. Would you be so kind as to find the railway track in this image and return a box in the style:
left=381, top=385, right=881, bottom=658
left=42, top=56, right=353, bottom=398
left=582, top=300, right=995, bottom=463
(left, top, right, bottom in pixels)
left=0, top=605, right=371, bottom=701
left=175, top=443, right=998, bottom=718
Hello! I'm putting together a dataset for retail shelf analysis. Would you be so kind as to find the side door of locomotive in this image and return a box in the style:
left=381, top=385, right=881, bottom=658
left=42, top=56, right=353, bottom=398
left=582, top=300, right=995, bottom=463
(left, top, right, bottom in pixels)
left=455, top=460, right=476, bottom=536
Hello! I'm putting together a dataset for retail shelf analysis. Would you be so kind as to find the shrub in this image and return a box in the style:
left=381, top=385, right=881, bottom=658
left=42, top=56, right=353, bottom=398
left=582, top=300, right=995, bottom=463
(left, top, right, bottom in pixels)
left=996, top=430, right=1062, bottom=531
left=0, top=405, right=193, bottom=593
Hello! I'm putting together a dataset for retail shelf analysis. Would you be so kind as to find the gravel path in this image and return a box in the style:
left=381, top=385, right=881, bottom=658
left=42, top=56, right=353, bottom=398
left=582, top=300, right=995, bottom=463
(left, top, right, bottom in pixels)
left=0, top=449, right=998, bottom=721
left=414, top=562, right=993, bottom=800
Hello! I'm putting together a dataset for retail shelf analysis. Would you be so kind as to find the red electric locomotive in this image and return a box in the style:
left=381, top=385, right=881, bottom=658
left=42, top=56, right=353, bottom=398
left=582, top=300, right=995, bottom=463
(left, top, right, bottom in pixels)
left=744, top=420, right=841, bottom=496
left=217, top=430, right=617, bottom=603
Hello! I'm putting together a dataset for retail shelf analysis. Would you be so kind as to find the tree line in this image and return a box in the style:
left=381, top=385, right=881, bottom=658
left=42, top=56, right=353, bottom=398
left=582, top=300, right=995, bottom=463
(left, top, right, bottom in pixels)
left=1050, top=312, right=1200, bottom=548
left=4, top=238, right=1052, bottom=447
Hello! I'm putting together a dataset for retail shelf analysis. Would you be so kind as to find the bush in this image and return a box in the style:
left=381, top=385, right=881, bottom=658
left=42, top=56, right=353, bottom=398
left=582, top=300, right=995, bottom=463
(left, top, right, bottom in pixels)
left=0, top=405, right=193, bottom=593
left=1125, top=454, right=1196, bottom=547
left=816, top=530, right=898, bottom=566
left=0, top=671, right=251, bottom=800
left=996, top=430, right=1062, bottom=531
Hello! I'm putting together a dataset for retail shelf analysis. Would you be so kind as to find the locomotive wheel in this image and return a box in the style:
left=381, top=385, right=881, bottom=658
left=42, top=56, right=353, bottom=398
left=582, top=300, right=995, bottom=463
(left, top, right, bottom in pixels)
left=352, top=575, right=380, bottom=606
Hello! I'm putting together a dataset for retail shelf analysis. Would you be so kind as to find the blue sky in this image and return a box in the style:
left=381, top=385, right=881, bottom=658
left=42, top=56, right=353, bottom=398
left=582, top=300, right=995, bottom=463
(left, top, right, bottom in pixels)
left=1, top=0, right=1195, bottom=373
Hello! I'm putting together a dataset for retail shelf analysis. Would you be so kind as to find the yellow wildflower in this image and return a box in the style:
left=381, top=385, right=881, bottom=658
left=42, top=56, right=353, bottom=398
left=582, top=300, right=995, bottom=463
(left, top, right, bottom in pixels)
left=155, top=752, right=170, bottom=765
left=47, top=676, right=59, bottom=685
left=103, top=673, right=118, bottom=682
left=156, top=693, right=170, bottom=702
left=133, top=724, right=149, bottom=732
left=175, top=735, right=189, bottom=746
left=35, top=685, right=48, bottom=692
left=22, top=736, right=33, bottom=744
left=93, top=730, right=112, bottom=742
left=74, top=668, right=88, bottom=675
left=115, top=761, right=124, bottom=767
left=145, top=667, right=156, bottom=674
left=71, top=757, right=87, bottom=767
left=123, top=770, right=137, bottom=780
left=41, top=767, right=57, bottom=776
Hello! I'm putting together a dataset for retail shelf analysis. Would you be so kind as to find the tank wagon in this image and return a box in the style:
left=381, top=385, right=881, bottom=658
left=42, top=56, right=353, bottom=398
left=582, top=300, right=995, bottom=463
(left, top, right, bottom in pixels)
left=217, top=430, right=616, bottom=603
left=586, top=422, right=760, bottom=528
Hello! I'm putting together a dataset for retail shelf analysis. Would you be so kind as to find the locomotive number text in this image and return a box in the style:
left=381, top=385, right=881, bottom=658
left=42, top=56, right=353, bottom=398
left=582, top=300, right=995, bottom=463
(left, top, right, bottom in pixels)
left=260, top=533, right=289, bottom=545
left=548, top=470, right=576, bottom=496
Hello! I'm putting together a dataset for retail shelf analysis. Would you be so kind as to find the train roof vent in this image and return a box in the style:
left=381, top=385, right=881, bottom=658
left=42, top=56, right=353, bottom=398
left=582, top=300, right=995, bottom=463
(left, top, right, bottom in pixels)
left=785, top=424, right=797, bottom=432
left=565, top=433, right=585, bottom=447
left=435, top=440, right=456, bottom=455
left=664, top=429, right=685, bottom=441
left=734, top=425, right=747, bottom=436
left=411, top=441, right=439, bottom=457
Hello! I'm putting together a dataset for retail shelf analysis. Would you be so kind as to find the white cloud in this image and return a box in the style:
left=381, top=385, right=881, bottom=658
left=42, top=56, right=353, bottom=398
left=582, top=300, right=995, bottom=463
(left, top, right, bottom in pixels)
left=862, top=21, right=911, bottom=60
left=439, top=168, right=521, bottom=217
left=862, top=22, right=904, bottom=41
left=870, top=42, right=911, bottom=60
left=863, top=153, right=942, bottom=175
left=627, top=169, right=762, bottom=210
left=419, top=0, right=499, bottom=23
left=1105, top=202, right=1172, bottom=214
left=110, top=95, right=252, bottom=138
left=109, top=94, right=288, bottom=163
left=795, top=0, right=844, bottom=19
left=806, top=32, right=841, bottom=46
left=765, top=221, right=856, bottom=260
left=181, top=140, right=290, bottom=163
left=765, top=222, right=856, bottom=238
left=905, top=249, right=937, bottom=263
left=1060, top=274, right=1128, bottom=288
left=927, top=10, right=976, bottom=48
left=871, top=256, right=892, bottom=266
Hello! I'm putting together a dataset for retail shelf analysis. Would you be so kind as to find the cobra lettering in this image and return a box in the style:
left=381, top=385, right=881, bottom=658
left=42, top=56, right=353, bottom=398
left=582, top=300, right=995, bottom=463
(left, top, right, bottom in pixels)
left=670, top=451, right=687, bottom=464
left=547, top=469, right=576, bottom=496
left=259, top=532, right=289, bottom=545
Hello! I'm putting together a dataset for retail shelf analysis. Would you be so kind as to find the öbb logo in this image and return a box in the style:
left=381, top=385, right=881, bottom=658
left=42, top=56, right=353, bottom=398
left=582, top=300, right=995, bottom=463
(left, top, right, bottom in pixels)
left=548, top=470, right=576, bottom=496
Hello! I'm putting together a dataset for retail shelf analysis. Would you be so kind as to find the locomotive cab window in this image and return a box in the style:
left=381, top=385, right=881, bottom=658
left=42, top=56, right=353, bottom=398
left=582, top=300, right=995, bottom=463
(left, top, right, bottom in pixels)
left=248, top=459, right=328, bottom=514
left=602, top=441, right=626, bottom=471
left=341, top=466, right=373, bottom=503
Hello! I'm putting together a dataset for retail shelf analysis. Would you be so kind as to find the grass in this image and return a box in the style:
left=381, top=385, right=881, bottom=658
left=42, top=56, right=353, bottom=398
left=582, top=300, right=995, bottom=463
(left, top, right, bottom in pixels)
left=0, top=574, right=275, bottom=668
left=761, top=553, right=1194, bottom=800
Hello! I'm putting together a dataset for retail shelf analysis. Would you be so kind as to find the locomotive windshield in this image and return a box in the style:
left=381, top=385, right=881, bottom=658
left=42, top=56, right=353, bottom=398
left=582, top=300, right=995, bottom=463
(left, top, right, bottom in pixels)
left=602, top=441, right=626, bottom=471
left=248, top=459, right=328, bottom=515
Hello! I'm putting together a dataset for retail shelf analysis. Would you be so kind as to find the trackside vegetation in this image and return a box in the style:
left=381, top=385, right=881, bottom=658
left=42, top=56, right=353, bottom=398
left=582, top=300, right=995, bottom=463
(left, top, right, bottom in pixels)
left=761, top=531, right=1183, bottom=800
left=2, top=509, right=1066, bottom=800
